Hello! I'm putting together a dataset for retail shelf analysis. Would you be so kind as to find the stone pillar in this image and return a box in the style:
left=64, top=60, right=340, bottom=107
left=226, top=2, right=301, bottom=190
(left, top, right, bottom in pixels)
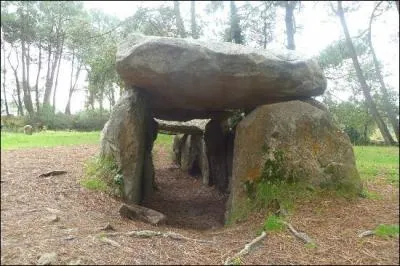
left=142, top=118, right=158, bottom=199
left=204, top=119, right=233, bottom=193
left=100, top=87, right=154, bottom=204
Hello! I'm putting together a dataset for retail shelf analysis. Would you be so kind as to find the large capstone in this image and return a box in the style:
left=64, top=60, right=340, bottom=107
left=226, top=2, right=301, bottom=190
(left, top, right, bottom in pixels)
left=100, top=88, right=155, bottom=204
left=227, top=100, right=362, bottom=219
left=116, top=34, right=327, bottom=121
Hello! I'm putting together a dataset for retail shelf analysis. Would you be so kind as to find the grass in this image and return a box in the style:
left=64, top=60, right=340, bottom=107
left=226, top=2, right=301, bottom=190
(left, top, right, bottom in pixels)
left=155, top=133, right=174, bottom=147
left=374, top=224, right=399, bottom=238
left=1, top=130, right=101, bottom=150
left=0, top=130, right=175, bottom=150
left=354, top=146, right=399, bottom=185
left=82, top=155, right=123, bottom=196
left=80, top=177, right=108, bottom=191
left=263, top=214, right=285, bottom=232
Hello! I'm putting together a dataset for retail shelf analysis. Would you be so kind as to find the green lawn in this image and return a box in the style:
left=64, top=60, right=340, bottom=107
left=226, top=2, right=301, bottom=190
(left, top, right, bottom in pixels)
left=354, top=146, right=399, bottom=185
left=0, top=130, right=174, bottom=150
left=1, top=131, right=398, bottom=186
left=0, top=131, right=101, bottom=150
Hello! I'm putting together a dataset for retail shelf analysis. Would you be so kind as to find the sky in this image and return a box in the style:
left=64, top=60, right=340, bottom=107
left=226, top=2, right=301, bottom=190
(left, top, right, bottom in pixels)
left=2, top=1, right=399, bottom=114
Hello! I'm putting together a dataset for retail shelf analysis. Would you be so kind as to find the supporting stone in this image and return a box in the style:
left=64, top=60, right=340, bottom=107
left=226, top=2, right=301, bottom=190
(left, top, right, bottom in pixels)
left=226, top=100, right=362, bottom=222
left=100, top=87, right=154, bottom=204
left=142, top=118, right=158, bottom=199
left=204, top=119, right=233, bottom=193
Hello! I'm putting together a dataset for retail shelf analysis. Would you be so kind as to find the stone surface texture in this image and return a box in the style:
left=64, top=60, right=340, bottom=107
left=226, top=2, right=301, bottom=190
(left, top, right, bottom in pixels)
left=116, top=34, right=327, bottom=120
left=100, top=88, right=148, bottom=204
left=227, top=100, right=362, bottom=218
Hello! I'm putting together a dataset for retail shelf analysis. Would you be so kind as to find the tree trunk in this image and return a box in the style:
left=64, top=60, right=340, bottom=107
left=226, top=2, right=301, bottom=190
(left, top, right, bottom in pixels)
left=337, top=1, right=395, bottom=145
left=65, top=48, right=75, bottom=115
left=7, top=49, right=24, bottom=116
left=285, top=1, right=296, bottom=50
left=52, top=35, right=65, bottom=113
left=43, top=27, right=62, bottom=107
left=368, top=5, right=399, bottom=142
left=21, top=40, right=34, bottom=115
left=2, top=45, right=10, bottom=115
left=174, top=1, right=187, bottom=38
left=65, top=59, right=81, bottom=115
left=396, top=1, right=399, bottom=13
left=190, top=1, right=199, bottom=39
left=34, top=42, right=42, bottom=113
left=230, top=1, right=243, bottom=44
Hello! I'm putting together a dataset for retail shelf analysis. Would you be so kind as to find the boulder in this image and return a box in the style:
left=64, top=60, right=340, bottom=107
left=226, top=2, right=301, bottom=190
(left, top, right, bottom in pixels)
left=227, top=100, right=362, bottom=218
left=119, top=203, right=166, bottom=225
left=23, top=125, right=33, bottom=135
left=116, top=34, right=327, bottom=120
left=37, top=252, right=57, bottom=265
left=100, top=88, right=149, bottom=204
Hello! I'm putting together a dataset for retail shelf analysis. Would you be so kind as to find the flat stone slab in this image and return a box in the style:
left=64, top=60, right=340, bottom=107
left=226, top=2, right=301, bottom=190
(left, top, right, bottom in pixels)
left=116, top=34, right=327, bottom=114
left=119, top=203, right=166, bottom=225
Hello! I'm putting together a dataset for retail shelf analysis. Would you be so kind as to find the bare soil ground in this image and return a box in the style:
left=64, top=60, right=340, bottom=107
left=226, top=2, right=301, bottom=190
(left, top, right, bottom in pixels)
left=1, top=144, right=399, bottom=265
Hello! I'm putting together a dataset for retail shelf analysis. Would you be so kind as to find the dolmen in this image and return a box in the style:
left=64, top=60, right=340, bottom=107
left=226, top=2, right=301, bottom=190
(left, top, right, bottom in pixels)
left=100, top=34, right=361, bottom=222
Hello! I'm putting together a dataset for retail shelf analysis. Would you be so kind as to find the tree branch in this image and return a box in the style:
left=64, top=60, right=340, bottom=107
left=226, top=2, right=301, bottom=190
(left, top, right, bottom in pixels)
left=224, top=231, right=267, bottom=265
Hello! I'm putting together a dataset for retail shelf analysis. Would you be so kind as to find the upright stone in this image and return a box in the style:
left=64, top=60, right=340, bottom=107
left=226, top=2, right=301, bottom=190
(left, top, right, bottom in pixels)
left=100, top=88, right=148, bottom=204
left=204, top=120, right=232, bottom=192
left=142, top=118, right=158, bottom=199
left=227, top=100, right=362, bottom=220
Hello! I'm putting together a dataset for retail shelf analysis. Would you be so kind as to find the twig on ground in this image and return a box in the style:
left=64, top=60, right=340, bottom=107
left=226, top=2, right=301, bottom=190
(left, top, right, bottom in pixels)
left=284, top=222, right=315, bottom=244
left=358, top=230, right=375, bottom=238
left=38, top=170, right=67, bottom=178
left=99, top=230, right=213, bottom=243
left=224, top=231, right=267, bottom=265
left=99, top=236, right=121, bottom=247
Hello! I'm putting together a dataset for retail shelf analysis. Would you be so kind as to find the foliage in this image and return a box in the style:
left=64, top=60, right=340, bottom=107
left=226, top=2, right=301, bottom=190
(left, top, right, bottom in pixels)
left=374, top=224, right=399, bottom=238
left=1, top=115, right=27, bottom=132
left=0, top=130, right=100, bottom=150
left=73, top=109, right=110, bottom=131
left=83, top=155, right=123, bottom=197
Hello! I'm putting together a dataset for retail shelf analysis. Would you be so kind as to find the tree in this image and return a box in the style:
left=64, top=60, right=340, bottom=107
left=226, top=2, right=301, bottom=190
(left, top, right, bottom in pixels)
left=367, top=1, right=399, bottom=141
left=173, top=1, right=186, bottom=38
left=7, top=45, right=24, bottom=116
left=241, top=1, right=276, bottom=49
left=229, top=1, right=243, bottom=44
left=39, top=1, right=84, bottom=109
left=1, top=30, right=10, bottom=115
left=284, top=1, right=297, bottom=50
left=334, top=1, right=395, bottom=145
left=190, top=1, right=199, bottom=39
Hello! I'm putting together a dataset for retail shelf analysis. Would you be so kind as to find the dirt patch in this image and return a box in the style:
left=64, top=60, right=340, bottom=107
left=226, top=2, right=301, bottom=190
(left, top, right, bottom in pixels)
left=1, top=144, right=399, bottom=265
left=142, top=147, right=227, bottom=230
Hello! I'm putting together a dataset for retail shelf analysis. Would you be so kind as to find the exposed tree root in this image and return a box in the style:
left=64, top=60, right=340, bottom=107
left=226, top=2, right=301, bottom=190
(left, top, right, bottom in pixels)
left=284, top=222, right=315, bottom=244
left=99, top=230, right=213, bottom=244
left=38, top=170, right=67, bottom=178
left=224, top=231, right=267, bottom=265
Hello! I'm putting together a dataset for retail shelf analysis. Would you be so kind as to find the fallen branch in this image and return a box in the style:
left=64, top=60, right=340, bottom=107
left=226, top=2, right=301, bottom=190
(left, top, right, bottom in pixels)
left=99, top=230, right=213, bottom=244
left=283, top=222, right=315, bottom=244
left=224, top=231, right=267, bottom=265
left=38, top=171, right=67, bottom=178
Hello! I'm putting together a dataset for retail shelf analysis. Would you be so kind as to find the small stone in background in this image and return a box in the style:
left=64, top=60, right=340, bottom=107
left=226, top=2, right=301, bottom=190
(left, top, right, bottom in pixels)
left=37, top=252, right=57, bottom=265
